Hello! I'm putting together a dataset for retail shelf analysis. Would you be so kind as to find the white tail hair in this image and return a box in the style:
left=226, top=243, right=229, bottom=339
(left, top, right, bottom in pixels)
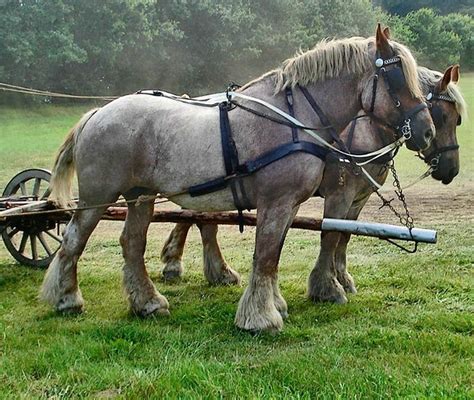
left=48, top=108, right=99, bottom=208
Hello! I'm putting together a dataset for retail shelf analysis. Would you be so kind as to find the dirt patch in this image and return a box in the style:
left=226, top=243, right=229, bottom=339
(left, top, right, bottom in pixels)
left=298, top=180, right=474, bottom=226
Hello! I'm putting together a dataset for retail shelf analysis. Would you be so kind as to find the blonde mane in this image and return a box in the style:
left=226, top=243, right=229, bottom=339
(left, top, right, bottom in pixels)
left=241, top=36, right=423, bottom=99
left=417, top=66, right=468, bottom=119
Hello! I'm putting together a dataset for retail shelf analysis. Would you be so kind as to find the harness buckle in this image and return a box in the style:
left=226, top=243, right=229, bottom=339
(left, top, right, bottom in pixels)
left=401, top=119, right=412, bottom=140
left=430, top=155, right=440, bottom=169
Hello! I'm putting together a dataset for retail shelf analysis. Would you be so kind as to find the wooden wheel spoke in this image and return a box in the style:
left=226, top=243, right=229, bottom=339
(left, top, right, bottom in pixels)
left=19, top=232, right=29, bottom=253
left=33, top=178, right=41, bottom=197
left=45, top=230, right=62, bottom=243
left=7, top=227, right=20, bottom=238
left=30, top=235, right=38, bottom=260
left=40, top=187, right=51, bottom=200
left=37, top=232, right=53, bottom=256
left=20, top=182, right=27, bottom=196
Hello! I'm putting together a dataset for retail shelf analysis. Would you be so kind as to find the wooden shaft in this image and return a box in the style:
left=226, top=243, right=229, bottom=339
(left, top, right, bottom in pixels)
left=103, top=207, right=323, bottom=231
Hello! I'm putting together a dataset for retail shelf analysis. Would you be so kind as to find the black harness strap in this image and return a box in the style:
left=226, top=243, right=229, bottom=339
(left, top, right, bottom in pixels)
left=423, top=144, right=459, bottom=164
left=243, top=141, right=329, bottom=173
left=219, top=102, right=248, bottom=232
left=189, top=140, right=329, bottom=197
left=297, top=84, right=350, bottom=152
left=219, top=102, right=239, bottom=174
left=285, top=87, right=299, bottom=142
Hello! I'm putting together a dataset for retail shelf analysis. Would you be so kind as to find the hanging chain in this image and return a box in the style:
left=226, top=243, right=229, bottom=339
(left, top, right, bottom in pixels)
left=373, top=161, right=414, bottom=230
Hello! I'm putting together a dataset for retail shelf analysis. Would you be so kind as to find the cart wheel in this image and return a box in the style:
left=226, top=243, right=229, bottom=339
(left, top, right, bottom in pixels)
left=2, top=168, right=67, bottom=268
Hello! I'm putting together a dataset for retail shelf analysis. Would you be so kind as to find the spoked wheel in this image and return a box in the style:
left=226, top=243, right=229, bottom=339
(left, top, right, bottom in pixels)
left=1, top=169, right=67, bottom=268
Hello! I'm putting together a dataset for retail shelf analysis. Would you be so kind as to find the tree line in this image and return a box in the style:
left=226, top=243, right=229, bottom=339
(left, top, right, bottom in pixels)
left=0, top=0, right=472, bottom=102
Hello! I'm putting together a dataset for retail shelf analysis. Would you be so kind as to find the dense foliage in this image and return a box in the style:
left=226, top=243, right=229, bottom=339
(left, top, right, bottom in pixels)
left=0, top=0, right=472, bottom=99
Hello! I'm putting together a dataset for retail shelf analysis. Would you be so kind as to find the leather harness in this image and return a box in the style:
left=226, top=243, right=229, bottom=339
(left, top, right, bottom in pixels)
left=137, top=52, right=430, bottom=230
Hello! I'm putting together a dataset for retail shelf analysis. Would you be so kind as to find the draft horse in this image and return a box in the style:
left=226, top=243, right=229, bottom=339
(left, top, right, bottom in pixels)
left=161, top=64, right=465, bottom=304
left=42, top=25, right=434, bottom=333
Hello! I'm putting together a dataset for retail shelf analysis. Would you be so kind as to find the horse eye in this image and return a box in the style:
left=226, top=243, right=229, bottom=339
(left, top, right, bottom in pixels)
left=442, top=113, right=448, bottom=124
left=457, top=115, right=462, bottom=126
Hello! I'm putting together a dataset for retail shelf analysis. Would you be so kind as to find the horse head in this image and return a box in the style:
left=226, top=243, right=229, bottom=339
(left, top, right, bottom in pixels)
left=360, top=25, right=435, bottom=152
left=423, top=65, right=464, bottom=184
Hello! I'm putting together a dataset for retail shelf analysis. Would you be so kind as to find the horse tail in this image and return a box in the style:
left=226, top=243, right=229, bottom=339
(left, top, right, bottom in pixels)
left=48, top=108, right=99, bottom=208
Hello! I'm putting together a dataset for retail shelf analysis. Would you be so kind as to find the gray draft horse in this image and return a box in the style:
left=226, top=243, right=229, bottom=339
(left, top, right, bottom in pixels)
left=161, top=65, right=466, bottom=305
left=42, top=26, right=434, bottom=333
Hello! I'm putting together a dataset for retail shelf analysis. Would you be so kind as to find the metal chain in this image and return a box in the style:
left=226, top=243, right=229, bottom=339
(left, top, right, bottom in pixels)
left=374, top=161, right=414, bottom=230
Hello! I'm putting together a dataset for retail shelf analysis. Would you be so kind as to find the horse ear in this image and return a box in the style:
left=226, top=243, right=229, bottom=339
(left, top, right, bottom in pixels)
left=383, top=27, right=391, bottom=40
left=450, top=64, right=460, bottom=84
left=376, top=23, right=391, bottom=57
left=437, top=66, right=453, bottom=92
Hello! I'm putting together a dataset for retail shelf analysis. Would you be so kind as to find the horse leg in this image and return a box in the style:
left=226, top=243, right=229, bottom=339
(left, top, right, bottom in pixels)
left=335, top=199, right=369, bottom=294
left=198, top=223, right=241, bottom=286
left=160, top=223, right=192, bottom=281
left=333, top=232, right=356, bottom=294
left=308, top=189, right=356, bottom=304
left=121, top=197, right=169, bottom=317
left=271, top=205, right=299, bottom=319
left=235, top=204, right=296, bottom=333
left=40, top=205, right=111, bottom=313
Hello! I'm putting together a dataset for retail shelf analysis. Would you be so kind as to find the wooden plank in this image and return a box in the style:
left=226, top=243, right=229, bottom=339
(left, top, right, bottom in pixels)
left=0, top=200, right=50, bottom=220
left=104, top=208, right=322, bottom=231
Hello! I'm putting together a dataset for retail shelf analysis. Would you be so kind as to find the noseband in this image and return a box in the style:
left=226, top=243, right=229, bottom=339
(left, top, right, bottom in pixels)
left=368, top=53, right=428, bottom=149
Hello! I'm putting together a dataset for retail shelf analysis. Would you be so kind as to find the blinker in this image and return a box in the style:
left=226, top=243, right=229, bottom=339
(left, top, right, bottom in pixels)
left=385, top=67, right=406, bottom=91
left=431, top=105, right=462, bottom=127
left=431, top=106, right=444, bottom=128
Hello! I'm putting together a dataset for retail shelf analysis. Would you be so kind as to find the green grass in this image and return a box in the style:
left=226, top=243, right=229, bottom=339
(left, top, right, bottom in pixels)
left=0, top=76, right=473, bottom=398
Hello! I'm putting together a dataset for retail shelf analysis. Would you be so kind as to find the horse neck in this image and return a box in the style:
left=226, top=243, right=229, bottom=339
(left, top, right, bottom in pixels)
left=340, top=117, right=393, bottom=154
left=239, top=73, right=364, bottom=135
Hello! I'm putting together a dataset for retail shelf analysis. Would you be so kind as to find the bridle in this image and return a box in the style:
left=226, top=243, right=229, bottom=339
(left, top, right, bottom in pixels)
left=367, top=51, right=429, bottom=151
left=420, top=88, right=461, bottom=167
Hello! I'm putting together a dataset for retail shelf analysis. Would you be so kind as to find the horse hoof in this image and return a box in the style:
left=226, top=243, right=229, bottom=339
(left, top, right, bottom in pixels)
left=235, top=291, right=283, bottom=333
left=308, top=279, right=348, bottom=304
left=208, top=267, right=241, bottom=286
left=310, top=291, right=348, bottom=304
left=56, top=292, right=84, bottom=314
left=338, top=272, right=358, bottom=294
left=138, top=296, right=170, bottom=317
left=162, top=269, right=183, bottom=282
left=58, top=305, right=84, bottom=315
left=344, top=283, right=357, bottom=294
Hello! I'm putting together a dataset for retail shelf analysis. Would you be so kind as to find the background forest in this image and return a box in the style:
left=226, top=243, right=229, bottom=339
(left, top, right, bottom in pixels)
left=1, top=0, right=473, bottom=99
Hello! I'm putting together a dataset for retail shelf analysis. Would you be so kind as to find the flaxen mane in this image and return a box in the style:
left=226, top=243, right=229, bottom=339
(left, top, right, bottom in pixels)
left=417, top=66, right=468, bottom=118
left=242, top=36, right=423, bottom=99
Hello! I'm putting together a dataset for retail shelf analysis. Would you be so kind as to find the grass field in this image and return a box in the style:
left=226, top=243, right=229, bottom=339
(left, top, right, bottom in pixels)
left=0, top=75, right=472, bottom=398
